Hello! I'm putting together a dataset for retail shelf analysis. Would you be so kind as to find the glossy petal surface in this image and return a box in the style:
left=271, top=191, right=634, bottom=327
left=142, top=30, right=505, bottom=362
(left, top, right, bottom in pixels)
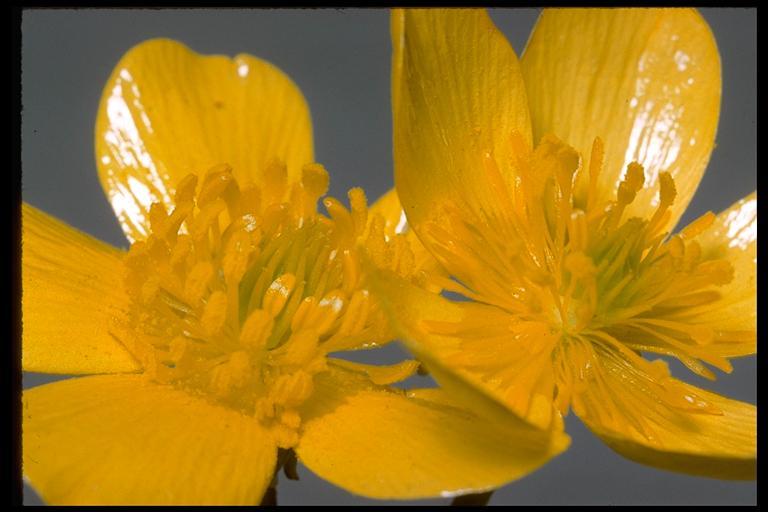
left=385, top=7, right=754, bottom=486
left=23, top=375, right=277, bottom=504
left=574, top=357, right=755, bottom=480
left=327, top=357, right=420, bottom=385
left=521, top=8, right=720, bottom=228
left=297, top=365, right=569, bottom=499
left=691, top=192, right=757, bottom=356
left=368, top=187, right=407, bottom=236
left=95, top=38, right=313, bottom=242
left=21, top=204, right=139, bottom=374
left=367, top=187, right=445, bottom=282
left=392, top=9, right=532, bottom=236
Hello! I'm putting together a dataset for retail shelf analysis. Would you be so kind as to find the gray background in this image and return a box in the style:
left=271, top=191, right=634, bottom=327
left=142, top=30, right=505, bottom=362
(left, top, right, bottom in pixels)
left=21, top=8, right=756, bottom=505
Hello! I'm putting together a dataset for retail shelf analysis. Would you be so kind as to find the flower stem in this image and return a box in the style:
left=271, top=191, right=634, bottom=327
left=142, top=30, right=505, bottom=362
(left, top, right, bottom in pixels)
left=260, top=486, right=277, bottom=506
left=259, top=448, right=300, bottom=506
left=281, top=449, right=300, bottom=481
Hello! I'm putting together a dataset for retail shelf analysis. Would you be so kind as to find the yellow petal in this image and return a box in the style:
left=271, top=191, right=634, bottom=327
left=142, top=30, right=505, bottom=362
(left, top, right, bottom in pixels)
left=23, top=375, right=277, bottom=504
left=574, top=356, right=755, bottom=480
left=365, top=262, right=561, bottom=432
left=328, top=357, right=420, bottom=385
left=691, top=192, right=757, bottom=357
left=297, top=365, right=569, bottom=499
left=22, top=204, right=139, bottom=374
left=95, top=38, right=313, bottom=242
left=392, top=9, right=532, bottom=235
left=366, top=187, right=445, bottom=283
left=368, top=187, right=407, bottom=236
left=521, top=8, right=720, bottom=227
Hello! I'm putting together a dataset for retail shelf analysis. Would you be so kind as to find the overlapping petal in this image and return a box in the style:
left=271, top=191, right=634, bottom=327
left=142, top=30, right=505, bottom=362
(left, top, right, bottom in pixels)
left=22, top=203, right=139, bottom=374
left=521, top=8, right=721, bottom=228
left=365, top=264, right=563, bottom=433
left=573, top=355, right=755, bottom=480
left=95, top=38, right=313, bottom=242
left=368, top=188, right=406, bottom=235
left=367, top=188, right=445, bottom=283
left=392, top=8, right=532, bottom=239
left=23, top=375, right=277, bottom=504
left=691, top=192, right=757, bottom=356
left=297, top=365, right=569, bottom=499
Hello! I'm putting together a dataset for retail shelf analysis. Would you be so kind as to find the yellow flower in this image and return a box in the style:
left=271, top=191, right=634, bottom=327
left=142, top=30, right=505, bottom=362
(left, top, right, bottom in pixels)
left=22, top=38, right=569, bottom=505
left=370, top=8, right=756, bottom=481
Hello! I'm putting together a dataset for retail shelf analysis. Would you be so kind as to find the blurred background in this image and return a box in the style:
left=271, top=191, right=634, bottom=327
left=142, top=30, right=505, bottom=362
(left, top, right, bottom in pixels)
left=21, top=8, right=755, bottom=505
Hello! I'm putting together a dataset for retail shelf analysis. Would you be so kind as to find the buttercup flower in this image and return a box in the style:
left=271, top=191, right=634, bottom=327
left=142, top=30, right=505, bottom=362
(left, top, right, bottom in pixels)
left=370, top=8, right=756, bottom=481
left=22, top=38, right=569, bottom=505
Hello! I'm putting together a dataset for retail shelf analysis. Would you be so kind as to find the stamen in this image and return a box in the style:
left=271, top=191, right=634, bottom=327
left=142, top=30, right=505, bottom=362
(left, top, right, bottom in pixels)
left=647, top=172, right=676, bottom=236
left=240, top=309, right=274, bottom=350
left=585, top=137, right=604, bottom=212
left=122, top=162, right=415, bottom=447
left=201, top=291, right=229, bottom=336
left=348, top=188, right=368, bottom=236
left=301, top=163, right=330, bottom=205
left=606, top=162, right=645, bottom=231
left=680, top=211, right=716, bottom=240
left=414, top=131, right=750, bottom=431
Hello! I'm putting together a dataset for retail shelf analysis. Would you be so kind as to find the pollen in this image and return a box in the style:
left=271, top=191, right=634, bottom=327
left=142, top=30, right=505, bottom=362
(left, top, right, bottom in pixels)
left=122, top=162, right=417, bottom=448
left=421, top=132, right=746, bottom=440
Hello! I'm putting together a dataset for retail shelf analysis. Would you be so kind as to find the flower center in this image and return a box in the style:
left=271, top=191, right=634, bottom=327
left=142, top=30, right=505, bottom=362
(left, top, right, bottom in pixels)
left=422, top=132, right=746, bottom=420
left=122, top=161, right=400, bottom=447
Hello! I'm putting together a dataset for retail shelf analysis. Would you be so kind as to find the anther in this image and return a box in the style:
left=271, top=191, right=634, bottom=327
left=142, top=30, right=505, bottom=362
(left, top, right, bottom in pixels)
left=667, top=235, right=685, bottom=260
left=262, top=273, right=298, bottom=318
left=222, top=230, right=253, bottom=284
left=323, top=197, right=355, bottom=242
left=198, top=164, right=236, bottom=206
left=201, top=290, right=229, bottom=336
left=680, top=211, right=716, bottom=240
left=237, top=185, right=262, bottom=217
left=211, top=350, right=251, bottom=398
left=552, top=142, right=580, bottom=196
left=683, top=241, right=702, bottom=270
left=174, top=174, right=199, bottom=203
left=281, top=410, right=302, bottom=430
left=569, top=210, right=589, bottom=252
left=146, top=236, right=170, bottom=263
left=695, top=260, right=735, bottom=286
left=586, top=137, right=604, bottom=211
left=184, top=262, right=215, bottom=304
left=149, top=202, right=168, bottom=234
left=240, top=309, right=274, bottom=350
left=647, top=172, right=677, bottom=235
left=190, top=200, right=226, bottom=241
left=348, top=187, right=368, bottom=236
left=336, top=290, right=370, bottom=337
left=301, top=163, right=330, bottom=202
left=617, top=162, right=645, bottom=205
left=292, top=290, right=345, bottom=335
left=658, top=172, right=677, bottom=207
left=272, top=329, right=319, bottom=367
left=141, top=276, right=161, bottom=305
left=271, top=371, right=314, bottom=407
left=565, top=252, right=596, bottom=279
left=341, top=250, right=360, bottom=295
left=168, top=336, right=188, bottom=363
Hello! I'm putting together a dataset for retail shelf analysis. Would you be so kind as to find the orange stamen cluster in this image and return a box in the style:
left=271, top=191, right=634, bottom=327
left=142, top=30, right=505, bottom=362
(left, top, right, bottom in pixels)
left=122, top=161, right=413, bottom=447
left=421, top=133, right=747, bottom=438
